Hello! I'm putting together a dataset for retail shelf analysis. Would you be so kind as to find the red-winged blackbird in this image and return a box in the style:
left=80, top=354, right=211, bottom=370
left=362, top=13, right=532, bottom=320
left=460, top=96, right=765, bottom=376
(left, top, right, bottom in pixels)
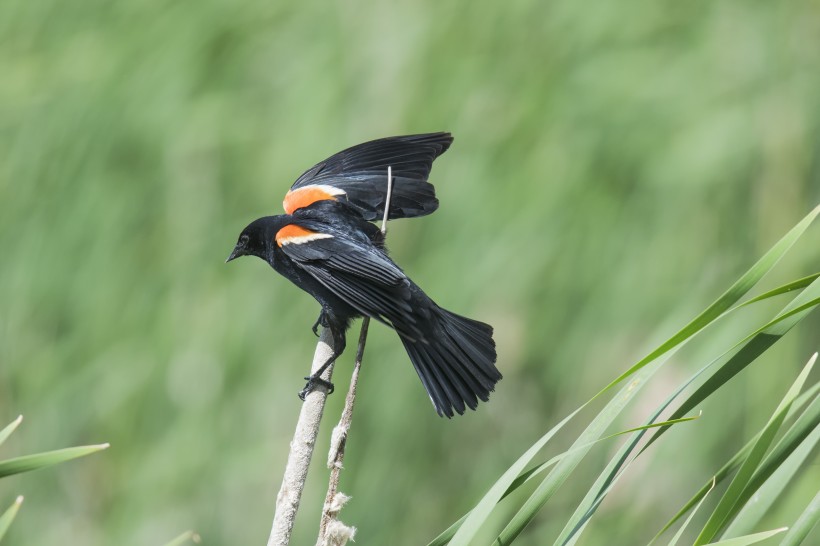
left=227, top=133, right=501, bottom=417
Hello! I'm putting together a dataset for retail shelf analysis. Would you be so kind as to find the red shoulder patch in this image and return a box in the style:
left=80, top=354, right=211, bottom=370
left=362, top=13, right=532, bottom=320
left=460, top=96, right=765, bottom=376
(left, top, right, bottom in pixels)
left=275, top=224, right=334, bottom=247
left=283, top=185, right=346, bottom=214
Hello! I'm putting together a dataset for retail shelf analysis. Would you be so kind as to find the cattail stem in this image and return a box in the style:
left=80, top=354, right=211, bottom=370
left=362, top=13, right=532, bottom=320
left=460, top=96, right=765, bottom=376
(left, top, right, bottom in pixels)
left=315, top=320, right=369, bottom=545
left=268, top=329, right=336, bottom=546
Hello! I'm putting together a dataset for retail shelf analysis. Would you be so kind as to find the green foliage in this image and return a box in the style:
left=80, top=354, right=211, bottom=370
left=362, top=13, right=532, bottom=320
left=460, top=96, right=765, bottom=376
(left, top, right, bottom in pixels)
left=0, top=415, right=107, bottom=540
left=0, top=444, right=109, bottom=480
left=433, top=211, right=820, bottom=544
left=0, top=497, right=23, bottom=541
left=1, top=0, right=819, bottom=544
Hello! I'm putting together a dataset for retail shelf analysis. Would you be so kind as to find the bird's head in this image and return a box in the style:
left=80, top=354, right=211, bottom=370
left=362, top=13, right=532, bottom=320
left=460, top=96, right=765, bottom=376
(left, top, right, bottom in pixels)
left=226, top=217, right=277, bottom=263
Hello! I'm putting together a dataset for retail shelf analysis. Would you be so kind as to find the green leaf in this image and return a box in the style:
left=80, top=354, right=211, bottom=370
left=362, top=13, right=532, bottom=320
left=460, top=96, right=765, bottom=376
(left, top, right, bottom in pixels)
left=665, top=478, right=717, bottom=546
left=431, top=207, right=820, bottom=546
left=704, top=527, right=788, bottom=545
left=738, top=274, right=820, bottom=308
left=440, top=408, right=580, bottom=546
left=554, top=296, right=820, bottom=546
left=655, top=289, right=820, bottom=446
left=557, top=288, right=820, bottom=546
left=724, top=383, right=820, bottom=537
left=779, top=488, right=820, bottom=546
left=543, top=211, right=820, bottom=545
left=0, top=417, right=23, bottom=448
left=693, top=354, right=817, bottom=544
left=0, top=496, right=23, bottom=541
left=427, top=414, right=699, bottom=546
left=596, top=205, right=819, bottom=397
left=495, top=357, right=667, bottom=545
left=650, top=384, right=820, bottom=543
left=162, top=530, right=201, bottom=546
left=0, top=444, right=109, bottom=478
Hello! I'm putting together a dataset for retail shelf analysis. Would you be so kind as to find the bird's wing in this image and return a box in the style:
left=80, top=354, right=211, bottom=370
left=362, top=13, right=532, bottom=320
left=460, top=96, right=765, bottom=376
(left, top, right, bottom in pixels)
left=282, top=133, right=452, bottom=220
left=275, top=222, right=427, bottom=339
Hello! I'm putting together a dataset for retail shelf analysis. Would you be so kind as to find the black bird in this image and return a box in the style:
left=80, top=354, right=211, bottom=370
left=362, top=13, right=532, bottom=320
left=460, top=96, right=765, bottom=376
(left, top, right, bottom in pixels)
left=227, top=134, right=501, bottom=417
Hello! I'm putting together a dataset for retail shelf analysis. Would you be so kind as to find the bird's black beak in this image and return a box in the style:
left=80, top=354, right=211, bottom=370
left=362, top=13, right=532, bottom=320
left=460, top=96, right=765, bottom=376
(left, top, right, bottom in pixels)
left=226, top=245, right=246, bottom=263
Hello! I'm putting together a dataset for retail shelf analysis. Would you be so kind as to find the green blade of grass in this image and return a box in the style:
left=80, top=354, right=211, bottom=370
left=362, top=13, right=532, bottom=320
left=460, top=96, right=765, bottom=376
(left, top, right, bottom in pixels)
left=0, top=417, right=23, bottom=448
left=0, top=496, right=23, bottom=541
left=724, top=383, right=820, bottom=538
left=737, top=274, right=820, bottom=308
left=494, top=356, right=666, bottom=545
left=704, top=527, right=788, bottom=545
left=666, top=478, right=717, bottom=546
left=0, top=443, right=109, bottom=478
left=642, top=293, right=820, bottom=456
left=779, top=488, right=820, bottom=546
left=555, top=289, right=820, bottom=546
left=652, top=285, right=820, bottom=448
left=428, top=414, right=699, bottom=546
left=556, top=282, right=820, bottom=546
left=545, top=211, right=820, bottom=545
left=650, top=383, right=820, bottom=543
left=596, top=205, right=819, bottom=398
left=433, top=208, right=819, bottom=546
left=505, top=297, right=820, bottom=545
left=440, top=408, right=580, bottom=546
left=693, top=354, right=817, bottom=544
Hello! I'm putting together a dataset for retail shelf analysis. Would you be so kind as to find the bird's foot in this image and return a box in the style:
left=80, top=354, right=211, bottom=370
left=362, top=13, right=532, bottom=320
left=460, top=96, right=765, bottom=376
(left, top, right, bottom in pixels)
left=298, top=375, right=335, bottom=400
left=311, top=312, right=329, bottom=337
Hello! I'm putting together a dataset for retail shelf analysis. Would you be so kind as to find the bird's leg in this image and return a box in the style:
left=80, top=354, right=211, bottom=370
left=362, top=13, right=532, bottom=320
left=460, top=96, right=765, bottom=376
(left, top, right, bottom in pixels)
left=298, top=325, right=347, bottom=400
left=311, top=309, right=330, bottom=337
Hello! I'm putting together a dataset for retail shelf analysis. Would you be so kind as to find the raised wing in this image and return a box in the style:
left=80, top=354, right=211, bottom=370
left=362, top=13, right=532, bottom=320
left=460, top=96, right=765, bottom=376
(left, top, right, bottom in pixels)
left=275, top=221, right=427, bottom=340
left=283, top=133, right=452, bottom=220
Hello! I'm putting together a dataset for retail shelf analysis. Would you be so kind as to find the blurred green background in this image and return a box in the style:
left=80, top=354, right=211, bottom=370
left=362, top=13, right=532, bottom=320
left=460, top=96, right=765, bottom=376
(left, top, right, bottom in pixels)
left=1, top=0, right=819, bottom=544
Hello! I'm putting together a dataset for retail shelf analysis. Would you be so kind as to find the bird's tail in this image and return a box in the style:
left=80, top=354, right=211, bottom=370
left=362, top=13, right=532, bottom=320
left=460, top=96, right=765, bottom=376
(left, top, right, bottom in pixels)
left=400, top=307, right=501, bottom=417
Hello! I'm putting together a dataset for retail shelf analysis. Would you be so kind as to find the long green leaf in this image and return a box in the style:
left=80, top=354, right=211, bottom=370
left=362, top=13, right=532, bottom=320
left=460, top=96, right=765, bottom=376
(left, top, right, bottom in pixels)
left=737, top=274, right=820, bottom=308
left=545, top=211, right=820, bottom=545
left=597, top=205, right=819, bottom=396
left=651, top=383, right=820, bottom=543
left=427, top=414, right=699, bottom=546
left=0, top=444, right=109, bottom=478
left=556, top=290, right=820, bottom=546
left=705, top=527, right=788, bottom=545
left=666, top=478, right=717, bottom=546
left=494, top=357, right=666, bottom=544
left=656, top=289, right=820, bottom=443
left=497, top=282, right=820, bottom=544
left=724, top=384, right=820, bottom=537
left=0, top=496, right=23, bottom=541
left=441, top=408, right=580, bottom=546
left=693, top=354, right=816, bottom=544
left=0, top=417, right=22, bottom=448
left=433, top=207, right=820, bottom=546
left=779, top=488, right=820, bottom=546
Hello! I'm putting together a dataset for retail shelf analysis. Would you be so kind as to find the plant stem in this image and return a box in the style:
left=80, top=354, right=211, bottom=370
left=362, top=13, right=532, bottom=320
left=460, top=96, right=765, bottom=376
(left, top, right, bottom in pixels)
left=268, top=329, right=336, bottom=546
left=316, top=318, right=369, bottom=545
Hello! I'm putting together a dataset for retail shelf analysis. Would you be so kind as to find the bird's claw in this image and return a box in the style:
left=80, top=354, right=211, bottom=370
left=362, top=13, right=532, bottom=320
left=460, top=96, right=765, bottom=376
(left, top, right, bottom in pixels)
left=298, top=375, right=335, bottom=400
left=311, top=312, right=327, bottom=337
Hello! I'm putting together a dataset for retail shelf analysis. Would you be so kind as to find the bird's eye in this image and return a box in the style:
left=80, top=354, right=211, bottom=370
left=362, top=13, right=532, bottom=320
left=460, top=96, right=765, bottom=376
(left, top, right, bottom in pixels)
left=240, top=234, right=250, bottom=245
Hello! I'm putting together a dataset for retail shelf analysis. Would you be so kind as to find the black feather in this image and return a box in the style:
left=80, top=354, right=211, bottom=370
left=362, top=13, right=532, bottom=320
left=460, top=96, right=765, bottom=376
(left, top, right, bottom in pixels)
left=288, top=133, right=452, bottom=220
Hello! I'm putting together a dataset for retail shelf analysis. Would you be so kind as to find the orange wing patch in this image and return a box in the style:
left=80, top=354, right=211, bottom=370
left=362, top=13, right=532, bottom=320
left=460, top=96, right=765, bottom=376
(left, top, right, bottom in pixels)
left=275, top=224, right=334, bottom=247
left=283, top=184, right=347, bottom=214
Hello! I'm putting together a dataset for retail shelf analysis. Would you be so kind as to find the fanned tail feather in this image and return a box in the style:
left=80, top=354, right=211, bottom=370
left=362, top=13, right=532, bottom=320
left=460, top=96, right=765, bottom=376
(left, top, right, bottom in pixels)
left=400, top=307, right=501, bottom=417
